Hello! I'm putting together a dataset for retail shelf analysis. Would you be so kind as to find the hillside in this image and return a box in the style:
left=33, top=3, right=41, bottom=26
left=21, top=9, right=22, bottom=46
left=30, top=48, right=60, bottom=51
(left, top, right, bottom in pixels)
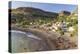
left=10, top=7, right=58, bottom=18
left=9, top=7, right=71, bottom=26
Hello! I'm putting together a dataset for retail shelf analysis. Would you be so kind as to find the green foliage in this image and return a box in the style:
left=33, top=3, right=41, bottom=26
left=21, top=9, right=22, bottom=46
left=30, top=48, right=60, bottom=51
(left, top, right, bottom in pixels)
left=11, top=8, right=78, bottom=37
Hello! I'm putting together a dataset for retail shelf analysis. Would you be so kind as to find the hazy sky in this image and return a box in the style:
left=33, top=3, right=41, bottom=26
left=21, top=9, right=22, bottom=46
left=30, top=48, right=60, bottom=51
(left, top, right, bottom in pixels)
left=10, top=1, right=77, bottom=13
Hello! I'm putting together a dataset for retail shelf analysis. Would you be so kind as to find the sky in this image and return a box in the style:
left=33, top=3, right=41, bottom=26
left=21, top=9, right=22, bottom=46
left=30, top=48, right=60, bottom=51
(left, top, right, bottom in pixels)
left=10, top=1, right=77, bottom=13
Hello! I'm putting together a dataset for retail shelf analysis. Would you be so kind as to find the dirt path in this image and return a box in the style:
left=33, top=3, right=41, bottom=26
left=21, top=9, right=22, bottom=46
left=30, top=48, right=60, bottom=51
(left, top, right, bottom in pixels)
left=10, top=27, right=77, bottom=52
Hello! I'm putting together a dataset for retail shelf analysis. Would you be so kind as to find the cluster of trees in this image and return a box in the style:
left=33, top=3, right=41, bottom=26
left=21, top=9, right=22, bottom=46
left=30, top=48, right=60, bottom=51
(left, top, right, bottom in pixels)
left=11, top=13, right=56, bottom=26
